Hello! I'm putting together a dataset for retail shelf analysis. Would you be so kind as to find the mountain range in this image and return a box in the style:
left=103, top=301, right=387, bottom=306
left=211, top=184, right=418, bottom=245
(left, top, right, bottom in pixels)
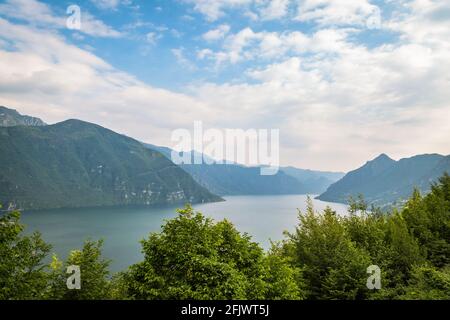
left=1, top=106, right=343, bottom=210
left=0, top=106, right=46, bottom=127
left=280, top=167, right=345, bottom=194
left=0, top=117, right=221, bottom=210
left=2, top=106, right=447, bottom=211
left=317, top=153, right=450, bottom=207
left=144, top=144, right=344, bottom=196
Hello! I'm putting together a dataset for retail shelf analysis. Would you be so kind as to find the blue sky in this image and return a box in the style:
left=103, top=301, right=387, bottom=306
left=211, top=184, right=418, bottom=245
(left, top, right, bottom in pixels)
left=53, top=0, right=402, bottom=89
left=0, top=0, right=449, bottom=171
left=4, top=0, right=400, bottom=91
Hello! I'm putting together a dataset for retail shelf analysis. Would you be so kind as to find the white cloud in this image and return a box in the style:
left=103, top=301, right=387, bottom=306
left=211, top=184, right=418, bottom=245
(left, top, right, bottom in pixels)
left=184, top=0, right=291, bottom=21
left=81, top=12, right=123, bottom=38
left=172, top=47, right=197, bottom=71
left=171, top=29, right=183, bottom=38
left=202, top=24, right=231, bottom=41
left=258, top=0, right=290, bottom=20
left=197, top=27, right=350, bottom=65
left=0, top=0, right=449, bottom=171
left=184, top=0, right=381, bottom=25
left=0, top=18, right=214, bottom=148
left=90, top=0, right=124, bottom=10
left=183, top=0, right=253, bottom=21
left=191, top=1, right=450, bottom=170
left=0, top=0, right=122, bottom=38
left=0, top=0, right=62, bottom=26
left=189, top=39, right=450, bottom=169
left=295, top=0, right=381, bottom=28
left=145, top=32, right=162, bottom=45
left=389, top=0, right=450, bottom=49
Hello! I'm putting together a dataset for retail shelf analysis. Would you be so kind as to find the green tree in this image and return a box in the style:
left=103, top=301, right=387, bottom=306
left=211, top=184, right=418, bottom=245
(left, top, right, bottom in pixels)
left=123, top=204, right=301, bottom=300
left=344, top=207, right=389, bottom=266
left=399, top=266, right=450, bottom=300
left=48, top=240, right=111, bottom=300
left=2, top=174, right=450, bottom=301
left=403, top=174, right=450, bottom=267
left=263, top=242, right=304, bottom=300
left=370, top=211, right=425, bottom=298
left=0, top=210, right=51, bottom=300
left=285, top=198, right=371, bottom=299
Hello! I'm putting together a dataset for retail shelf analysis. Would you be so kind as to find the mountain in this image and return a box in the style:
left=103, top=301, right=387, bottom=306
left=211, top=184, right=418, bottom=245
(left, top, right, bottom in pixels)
left=144, top=144, right=308, bottom=196
left=280, top=167, right=345, bottom=194
left=178, top=161, right=307, bottom=196
left=0, top=106, right=46, bottom=127
left=0, top=120, right=222, bottom=210
left=317, top=153, right=450, bottom=207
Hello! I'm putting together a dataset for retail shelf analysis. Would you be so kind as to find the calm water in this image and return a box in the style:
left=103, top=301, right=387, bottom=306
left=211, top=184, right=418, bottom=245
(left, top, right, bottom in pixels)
left=21, top=195, right=348, bottom=272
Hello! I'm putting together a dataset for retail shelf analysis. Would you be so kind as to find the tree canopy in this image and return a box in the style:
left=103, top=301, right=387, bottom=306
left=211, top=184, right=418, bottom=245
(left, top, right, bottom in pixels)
left=1, top=174, right=449, bottom=300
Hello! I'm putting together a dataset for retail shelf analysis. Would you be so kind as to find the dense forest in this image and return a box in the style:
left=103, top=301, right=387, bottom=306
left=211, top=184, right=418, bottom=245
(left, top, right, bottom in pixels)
left=1, top=174, right=449, bottom=300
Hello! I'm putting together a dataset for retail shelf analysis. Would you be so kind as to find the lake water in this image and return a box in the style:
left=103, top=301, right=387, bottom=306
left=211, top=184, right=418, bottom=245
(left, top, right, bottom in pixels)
left=21, top=195, right=348, bottom=272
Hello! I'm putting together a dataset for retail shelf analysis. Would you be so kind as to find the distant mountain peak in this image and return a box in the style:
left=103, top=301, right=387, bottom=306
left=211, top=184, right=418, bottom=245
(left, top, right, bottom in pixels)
left=372, top=153, right=394, bottom=162
left=349, top=153, right=392, bottom=172
left=318, top=153, right=450, bottom=207
left=0, top=106, right=46, bottom=127
left=361, top=153, right=396, bottom=173
left=58, top=118, right=95, bottom=127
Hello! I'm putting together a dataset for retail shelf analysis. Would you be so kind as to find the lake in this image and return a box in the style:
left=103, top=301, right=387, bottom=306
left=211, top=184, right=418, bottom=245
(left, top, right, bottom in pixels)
left=21, top=195, right=348, bottom=272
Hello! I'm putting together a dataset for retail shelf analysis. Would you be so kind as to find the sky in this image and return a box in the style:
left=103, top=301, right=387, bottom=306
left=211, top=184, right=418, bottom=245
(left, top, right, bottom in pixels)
left=0, top=0, right=449, bottom=172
